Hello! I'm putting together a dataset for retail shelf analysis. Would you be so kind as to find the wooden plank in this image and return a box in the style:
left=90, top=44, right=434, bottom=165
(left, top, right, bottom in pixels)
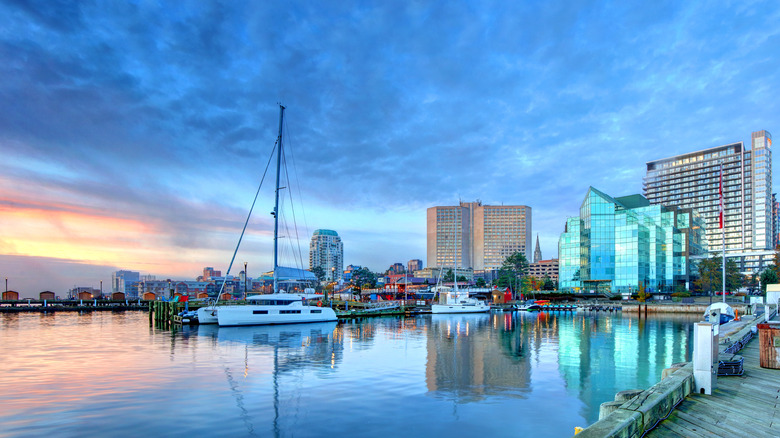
left=650, top=412, right=719, bottom=437
left=649, top=420, right=700, bottom=438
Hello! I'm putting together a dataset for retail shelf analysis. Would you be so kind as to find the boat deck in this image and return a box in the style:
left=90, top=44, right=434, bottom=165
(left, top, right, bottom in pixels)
left=646, top=333, right=780, bottom=437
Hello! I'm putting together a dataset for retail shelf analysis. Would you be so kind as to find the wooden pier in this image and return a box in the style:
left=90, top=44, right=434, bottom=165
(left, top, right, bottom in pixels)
left=646, top=333, right=780, bottom=437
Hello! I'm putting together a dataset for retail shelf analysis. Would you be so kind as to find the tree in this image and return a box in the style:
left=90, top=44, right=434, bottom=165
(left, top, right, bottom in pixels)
left=350, top=268, right=377, bottom=292
left=637, top=282, right=650, bottom=302
left=475, top=277, right=487, bottom=288
left=760, top=268, right=778, bottom=294
left=497, top=252, right=530, bottom=296
left=695, top=256, right=720, bottom=296
left=311, top=266, right=325, bottom=283
left=695, top=256, right=741, bottom=297
left=542, top=276, right=555, bottom=291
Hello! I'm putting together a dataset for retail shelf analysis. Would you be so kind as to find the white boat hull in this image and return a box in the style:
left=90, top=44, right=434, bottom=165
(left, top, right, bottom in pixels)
left=217, top=304, right=337, bottom=326
left=197, top=307, right=219, bottom=324
left=431, top=303, right=490, bottom=314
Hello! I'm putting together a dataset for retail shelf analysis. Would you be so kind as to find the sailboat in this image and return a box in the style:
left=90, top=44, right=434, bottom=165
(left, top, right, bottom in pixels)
left=430, top=265, right=490, bottom=314
left=198, top=105, right=337, bottom=326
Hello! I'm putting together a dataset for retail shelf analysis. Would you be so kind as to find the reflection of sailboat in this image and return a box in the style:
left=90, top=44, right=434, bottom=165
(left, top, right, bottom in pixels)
left=200, top=321, right=338, bottom=438
left=212, top=321, right=338, bottom=347
left=198, top=105, right=337, bottom=326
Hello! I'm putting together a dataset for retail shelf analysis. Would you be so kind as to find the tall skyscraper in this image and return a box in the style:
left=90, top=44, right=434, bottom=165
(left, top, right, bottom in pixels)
left=644, top=130, right=773, bottom=273
left=309, top=229, right=344, bottom=282
left=427, top=201, right=531, bottom=270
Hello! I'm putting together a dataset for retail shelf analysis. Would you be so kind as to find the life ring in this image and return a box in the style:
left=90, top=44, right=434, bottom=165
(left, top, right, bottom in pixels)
left=317, top=301, right=322, bottom=307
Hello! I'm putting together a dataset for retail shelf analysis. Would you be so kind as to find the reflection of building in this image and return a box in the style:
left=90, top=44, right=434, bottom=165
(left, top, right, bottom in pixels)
left=427, top=201, right=532, bottom=270
left=309, top=229, right=344, bottom=282
left=425, top=314, right=531, bottom=402
left=644, top=130, right=775, bottom=273
left=556, top=314, right=693, bottom=424
left=559, top=187, right=704, bottom=294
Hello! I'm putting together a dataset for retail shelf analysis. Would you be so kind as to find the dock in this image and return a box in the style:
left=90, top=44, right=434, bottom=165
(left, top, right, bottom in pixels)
left=577, top=310, right=779, bottom=437
left=646, top=331, right=779, bottom=437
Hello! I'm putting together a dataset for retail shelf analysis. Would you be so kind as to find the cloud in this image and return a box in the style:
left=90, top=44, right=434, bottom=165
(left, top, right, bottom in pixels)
left=1, top=1, right=780, bottom=292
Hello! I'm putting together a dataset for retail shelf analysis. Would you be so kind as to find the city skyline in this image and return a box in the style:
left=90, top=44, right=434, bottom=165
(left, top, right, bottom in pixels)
left=2, top=2, right=780, bottom=294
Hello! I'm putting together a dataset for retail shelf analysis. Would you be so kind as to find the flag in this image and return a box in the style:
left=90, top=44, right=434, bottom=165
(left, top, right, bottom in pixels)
left=719, top=164, right=724, bottom=229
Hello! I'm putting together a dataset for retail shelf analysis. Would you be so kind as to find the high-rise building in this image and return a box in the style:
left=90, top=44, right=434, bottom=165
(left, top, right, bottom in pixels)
left=644, top=130, right=774, bottom=273
left=112, top=270, right=140, bottom=297
left=773, top=194, right=779, bottom=248
left=559, top=188, right=704, bottom=295
left=427, top=201, right=531, bottom=270
left=309, top=229, right=344, bottom=282
left=408, top=259, right=423, bottom=273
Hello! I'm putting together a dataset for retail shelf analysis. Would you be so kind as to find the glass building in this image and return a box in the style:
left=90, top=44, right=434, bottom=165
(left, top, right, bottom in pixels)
left=559, top=188, right=705, bottom=295
left=644, top=130, right=774, bottom=275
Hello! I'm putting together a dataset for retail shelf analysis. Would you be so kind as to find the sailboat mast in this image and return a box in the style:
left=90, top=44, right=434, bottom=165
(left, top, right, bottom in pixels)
left=273, top=104, right=285, bottom=294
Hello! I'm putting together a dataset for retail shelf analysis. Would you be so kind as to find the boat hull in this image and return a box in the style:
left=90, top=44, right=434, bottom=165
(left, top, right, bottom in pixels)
left=431, top=303, right=490, bottom=314
left=197, top=307, right=219, bottom=324
left=216, top=304, right=337, bottom=326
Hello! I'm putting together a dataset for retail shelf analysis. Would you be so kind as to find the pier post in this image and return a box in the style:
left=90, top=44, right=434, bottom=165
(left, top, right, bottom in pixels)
left=693, top=322, right=718, bottom=394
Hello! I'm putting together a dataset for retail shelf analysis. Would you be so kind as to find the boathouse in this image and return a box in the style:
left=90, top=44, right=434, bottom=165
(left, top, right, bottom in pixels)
left=39, top=291, right=56, bottom=301
left=2, top=291, right=19, bottom=300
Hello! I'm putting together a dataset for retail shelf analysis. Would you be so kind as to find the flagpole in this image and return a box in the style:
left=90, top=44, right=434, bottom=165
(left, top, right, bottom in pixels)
left=721, top=162, right=726, bottom=304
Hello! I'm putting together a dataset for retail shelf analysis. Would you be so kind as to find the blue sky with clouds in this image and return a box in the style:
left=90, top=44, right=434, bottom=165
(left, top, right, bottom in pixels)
left=1, top=1, right=779, bottom=294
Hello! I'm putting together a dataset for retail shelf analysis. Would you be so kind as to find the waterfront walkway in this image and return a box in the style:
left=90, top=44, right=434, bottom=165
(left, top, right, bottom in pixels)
left=646, top=335, right=779, bottom=437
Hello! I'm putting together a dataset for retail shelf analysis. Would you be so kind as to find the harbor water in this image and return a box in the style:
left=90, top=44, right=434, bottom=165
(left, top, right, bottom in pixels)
left=0, top=310, right=697, bottom=437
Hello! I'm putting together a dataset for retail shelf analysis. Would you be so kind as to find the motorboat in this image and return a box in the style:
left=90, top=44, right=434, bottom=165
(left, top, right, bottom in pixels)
left=703, top=302, right=735, bottom=324
left=516, top=301, right=542, bottom=311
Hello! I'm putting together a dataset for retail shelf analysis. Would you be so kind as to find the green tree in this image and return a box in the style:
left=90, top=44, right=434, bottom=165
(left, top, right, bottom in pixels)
left=695, top=256, right=720, bottom=296
left=760, top=268, right=778, bottom=294
left=475, top=277, right=487, bottom=288
left=695, top=256, right=741, bottom=297
left=496, top=252, right=529, bottom=296
left=350, top=268, right=377, bottom=292
left=311, top=266, right=325, bottom=283
left=542, top=276, right=556, bottom=291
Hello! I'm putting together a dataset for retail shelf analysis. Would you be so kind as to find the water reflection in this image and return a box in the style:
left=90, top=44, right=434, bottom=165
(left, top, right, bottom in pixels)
left=426, top=313, right=532, bottom=403
left=196, top=322, right=341, bottom=437
left=556, top=312, right=695, bottom=422
left=0, top=311, right=698, bottom=437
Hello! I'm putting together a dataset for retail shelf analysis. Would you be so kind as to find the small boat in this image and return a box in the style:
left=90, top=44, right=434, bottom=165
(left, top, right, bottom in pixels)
left=704, top=302, right=735, bottom=324
left=516, top=301, right=542, bottom=311
left=431, top=289, right=490, bottom=314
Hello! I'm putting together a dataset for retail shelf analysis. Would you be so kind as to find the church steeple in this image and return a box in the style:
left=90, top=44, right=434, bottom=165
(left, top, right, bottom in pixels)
left=533, top=234, right=542, bottom=263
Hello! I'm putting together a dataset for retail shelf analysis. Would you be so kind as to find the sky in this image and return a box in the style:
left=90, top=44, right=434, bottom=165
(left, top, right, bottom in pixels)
left=2, top=1, right=780, bottom=295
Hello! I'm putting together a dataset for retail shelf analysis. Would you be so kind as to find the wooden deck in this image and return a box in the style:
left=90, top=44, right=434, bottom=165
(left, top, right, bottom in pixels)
left=646, top=334, right=780, bottom=437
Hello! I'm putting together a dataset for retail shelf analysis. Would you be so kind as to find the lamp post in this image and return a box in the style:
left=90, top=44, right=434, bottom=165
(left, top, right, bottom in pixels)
left=244, top=261, right=248, bottom=300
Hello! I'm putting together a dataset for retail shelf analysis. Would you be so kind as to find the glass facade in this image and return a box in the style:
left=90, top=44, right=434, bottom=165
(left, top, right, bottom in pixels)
left=559, top=188, right=705, bottom=295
